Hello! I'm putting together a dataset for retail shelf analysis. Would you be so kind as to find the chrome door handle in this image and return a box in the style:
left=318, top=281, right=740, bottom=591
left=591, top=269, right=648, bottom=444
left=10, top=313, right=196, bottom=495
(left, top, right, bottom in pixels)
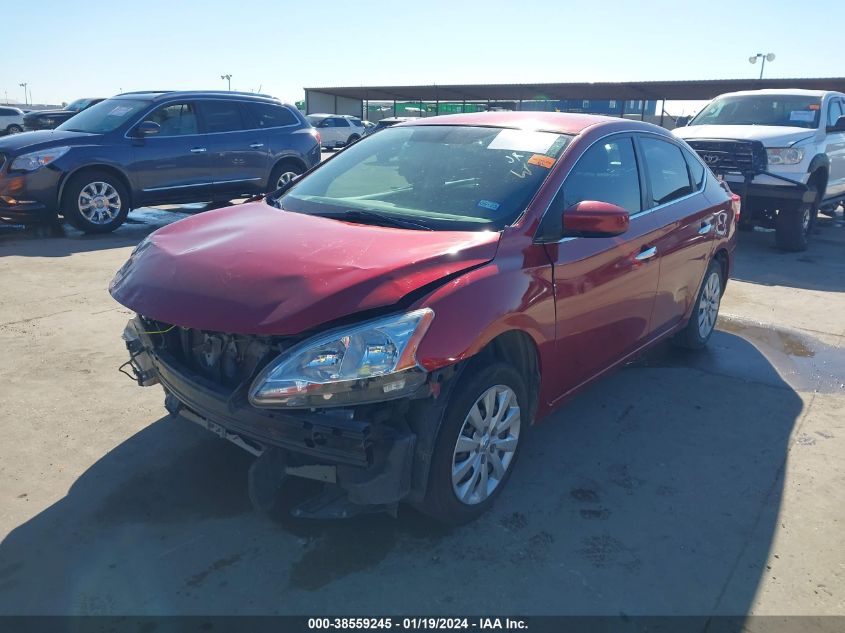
left=635, top=246, right=658, bottom=261
left=698, top=222, right=713, bottom=235
left=249, top=143, right=264, bottom=149
left=190, top=147, right=207, bottom=153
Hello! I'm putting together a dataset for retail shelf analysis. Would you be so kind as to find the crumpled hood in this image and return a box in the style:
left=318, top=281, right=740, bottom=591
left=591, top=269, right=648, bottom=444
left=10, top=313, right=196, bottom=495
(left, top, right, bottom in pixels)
left=674, top=124, right=817, bottom=147
left=110, top=202, right=501, bottom=335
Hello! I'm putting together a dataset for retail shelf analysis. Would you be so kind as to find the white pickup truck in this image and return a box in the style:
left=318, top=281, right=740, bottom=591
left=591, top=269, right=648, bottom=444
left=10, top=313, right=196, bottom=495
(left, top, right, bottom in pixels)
left=674, top=89, right=845, bottom=251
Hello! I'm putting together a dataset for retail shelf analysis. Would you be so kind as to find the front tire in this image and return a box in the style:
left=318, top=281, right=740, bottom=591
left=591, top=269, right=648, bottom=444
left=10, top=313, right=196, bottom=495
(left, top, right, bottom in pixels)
left=7, top=124, right=23, bottom=134
left=421, top=362, right=527, bottom=525
left=775, top=189, right=817, bottom=252
left=673, top=260, right=723, bottom=350
left=268, top=160, right=305, bottom=193
left=61, top=171, right=130, bottom=233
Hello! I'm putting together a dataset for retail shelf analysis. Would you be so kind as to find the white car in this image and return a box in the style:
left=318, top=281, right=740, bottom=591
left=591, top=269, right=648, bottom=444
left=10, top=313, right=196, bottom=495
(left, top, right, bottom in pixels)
left=674, top=89, right=845, bottom=251
left=0, top=106, right=24, bottom=135
left=306, top=113, right=365, bottom=149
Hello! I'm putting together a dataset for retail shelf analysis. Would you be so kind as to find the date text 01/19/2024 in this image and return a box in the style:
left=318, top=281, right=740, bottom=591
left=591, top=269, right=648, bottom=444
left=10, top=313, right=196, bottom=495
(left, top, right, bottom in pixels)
left=307, top=617, right=529, bottom=630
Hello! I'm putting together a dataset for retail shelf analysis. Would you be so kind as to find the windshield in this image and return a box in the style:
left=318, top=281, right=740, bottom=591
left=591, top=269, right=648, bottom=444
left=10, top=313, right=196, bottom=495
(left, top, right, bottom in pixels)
left=67, top=98, right=93, bottom=111
left=57, top=99, right=149, bottom=133
left=279, top=125, right=572, bottom=231
left=690, top=95, right=822, bottom=129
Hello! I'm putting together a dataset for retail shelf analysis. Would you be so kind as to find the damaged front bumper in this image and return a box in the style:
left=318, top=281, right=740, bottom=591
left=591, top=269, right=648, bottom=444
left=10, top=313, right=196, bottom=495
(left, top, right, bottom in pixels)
left=121, top=317, right=433, bottom=517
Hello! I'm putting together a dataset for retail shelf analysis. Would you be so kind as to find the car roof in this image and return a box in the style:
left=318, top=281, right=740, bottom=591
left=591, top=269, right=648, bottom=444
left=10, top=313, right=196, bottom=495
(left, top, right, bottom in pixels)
left=399, top=111, right=645, bottom=135
left=307, top=113, right=359, bottom=118
left=114, top=90, right=282, bottom=103
left=712, top=88, right=835, bottom=98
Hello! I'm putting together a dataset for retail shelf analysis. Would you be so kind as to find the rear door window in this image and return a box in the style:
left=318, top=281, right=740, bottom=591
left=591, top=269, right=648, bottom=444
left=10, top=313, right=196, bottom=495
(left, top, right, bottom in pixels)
left=198, top=100, right=245, bottom=134
left=682, top=146, right=706, bottom=189
left=639, top=136, right=694, bottom=206
left=242, top=102, right=298, bottom=129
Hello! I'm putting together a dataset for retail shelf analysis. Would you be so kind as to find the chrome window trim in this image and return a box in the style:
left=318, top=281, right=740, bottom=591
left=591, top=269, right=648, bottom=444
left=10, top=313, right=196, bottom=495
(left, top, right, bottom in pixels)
left=536, top=129, right=707, bottom=245
left=123, top=98, right=300, bottom=140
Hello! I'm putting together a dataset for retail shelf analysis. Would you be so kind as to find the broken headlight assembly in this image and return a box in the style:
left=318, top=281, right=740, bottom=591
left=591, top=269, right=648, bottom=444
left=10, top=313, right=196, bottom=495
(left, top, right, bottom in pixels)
left=249, top=308, right=434, bottom=408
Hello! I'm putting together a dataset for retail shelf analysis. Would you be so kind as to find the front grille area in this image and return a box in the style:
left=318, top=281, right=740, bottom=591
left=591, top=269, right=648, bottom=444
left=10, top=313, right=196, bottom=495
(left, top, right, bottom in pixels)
left=686, top=139, right=767, bottom=176
left=141, top=317, right=296, bottom=390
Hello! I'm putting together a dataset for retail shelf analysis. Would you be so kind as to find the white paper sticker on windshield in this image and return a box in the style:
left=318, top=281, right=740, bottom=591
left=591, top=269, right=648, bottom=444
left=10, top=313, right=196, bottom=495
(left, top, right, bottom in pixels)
left=487, top=129, right=558, bottom=154
left=789, top=110, right=815, bottom=123
left=108, top=106, right=132, bottom=117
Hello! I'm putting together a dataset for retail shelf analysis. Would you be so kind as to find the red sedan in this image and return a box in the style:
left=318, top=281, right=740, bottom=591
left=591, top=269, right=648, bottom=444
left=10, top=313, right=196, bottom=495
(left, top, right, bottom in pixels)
left=111, top=112, right=737, bottom=524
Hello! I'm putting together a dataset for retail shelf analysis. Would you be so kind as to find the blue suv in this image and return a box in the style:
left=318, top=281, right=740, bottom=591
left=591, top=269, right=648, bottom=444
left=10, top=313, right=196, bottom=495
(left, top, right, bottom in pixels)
left=0, top=91, right=321, bottom=232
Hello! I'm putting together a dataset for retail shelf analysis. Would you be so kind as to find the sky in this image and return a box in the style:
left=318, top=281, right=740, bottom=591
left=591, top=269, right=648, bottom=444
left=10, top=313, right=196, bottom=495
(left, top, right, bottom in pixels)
left=3, top=0, right=844, bottom=112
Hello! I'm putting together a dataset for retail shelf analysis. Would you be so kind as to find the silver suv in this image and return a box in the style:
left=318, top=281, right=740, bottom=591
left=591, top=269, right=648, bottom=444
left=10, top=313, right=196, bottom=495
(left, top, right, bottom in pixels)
left=306, top=113, right=365, bottom=149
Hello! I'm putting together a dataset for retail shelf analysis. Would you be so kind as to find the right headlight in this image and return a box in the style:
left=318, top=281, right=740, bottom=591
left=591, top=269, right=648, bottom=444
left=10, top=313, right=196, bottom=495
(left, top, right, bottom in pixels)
left=249, top=308, right=434, bottom=409
left=766, top=147, right=804, bottom=165
left=10, top=146, right=70, bottom=172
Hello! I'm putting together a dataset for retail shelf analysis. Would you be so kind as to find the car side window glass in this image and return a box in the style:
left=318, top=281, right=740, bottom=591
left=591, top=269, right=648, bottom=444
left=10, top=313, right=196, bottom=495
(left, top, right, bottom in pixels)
left=320, top=118, right=334, bottom=128
left=199, top=101, right=245, bottom=134
left=640, top=137, right=694, bottom=206
left=243, top=102, right=298, bottom=129
left=828, top=100, right=843, bottom=127
left=682, top=147, right=706, bottom=189
left=332, top=118, right=349, bottom=127
left=563, top=137, right=642, bottom=214
left=145, top=102, right=198, bottom=136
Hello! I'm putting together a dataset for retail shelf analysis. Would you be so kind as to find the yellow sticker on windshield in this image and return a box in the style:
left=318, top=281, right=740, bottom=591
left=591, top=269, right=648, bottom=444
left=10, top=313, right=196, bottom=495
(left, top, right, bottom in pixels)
left=528, top=154, right=556, bottom=169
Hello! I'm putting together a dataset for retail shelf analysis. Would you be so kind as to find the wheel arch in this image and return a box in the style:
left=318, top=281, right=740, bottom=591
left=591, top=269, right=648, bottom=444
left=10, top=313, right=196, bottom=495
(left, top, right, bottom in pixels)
left=57, top=164, right=134, bottom=211
left=807, top=156, right=829, bottom=196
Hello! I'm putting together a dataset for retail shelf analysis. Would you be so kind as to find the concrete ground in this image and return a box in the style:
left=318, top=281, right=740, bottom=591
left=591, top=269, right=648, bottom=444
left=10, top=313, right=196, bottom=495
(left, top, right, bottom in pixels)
left=0, top=204, right=843, bottom=617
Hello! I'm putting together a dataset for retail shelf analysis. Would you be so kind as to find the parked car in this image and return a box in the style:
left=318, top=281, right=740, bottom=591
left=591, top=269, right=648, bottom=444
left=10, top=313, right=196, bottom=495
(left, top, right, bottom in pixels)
left=0, top=90, right=321, bottom=232
left=674, top=89, right=845, bottom=251
left=0, top=106, right=25, bottom=135
left=112, top=112, right=737, bottom=524
left=306, top=113, right=365, bottom=148
left=370, top=116, right=420, bottom=134
left=22, top=98, right=105, bottom=131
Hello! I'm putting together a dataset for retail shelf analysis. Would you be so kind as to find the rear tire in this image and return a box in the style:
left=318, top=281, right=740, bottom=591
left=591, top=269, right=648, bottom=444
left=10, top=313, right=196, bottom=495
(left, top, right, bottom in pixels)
left=61, top=170, right=130, bottom=233
left=673, top=260, right=723, bottom=350
left=346, top=134, right=360, bottom=146
left=775, top=188, right=817, bottom=252
left=421, top=362, right=527, bottom=525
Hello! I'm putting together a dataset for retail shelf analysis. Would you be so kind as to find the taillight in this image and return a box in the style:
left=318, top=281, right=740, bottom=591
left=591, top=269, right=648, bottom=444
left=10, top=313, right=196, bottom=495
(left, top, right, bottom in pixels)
left=309, top=128, right=321, bottom=146
left=731, top=194, right=741, bottom=222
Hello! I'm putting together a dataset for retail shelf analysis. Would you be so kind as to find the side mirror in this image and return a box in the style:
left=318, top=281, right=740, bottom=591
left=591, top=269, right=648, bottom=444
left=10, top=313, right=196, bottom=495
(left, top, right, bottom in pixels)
left=675, top=116, right=691, bottom=128
left=563, top=200, right=629, bottom=238
left=826, top=115, right=845, bottom=134
left=134, top=120, right=160, bottom=137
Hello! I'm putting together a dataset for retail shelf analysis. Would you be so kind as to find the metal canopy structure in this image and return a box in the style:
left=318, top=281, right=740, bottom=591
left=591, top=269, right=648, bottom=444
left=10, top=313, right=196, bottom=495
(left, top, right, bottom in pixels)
left=306, top=77, right=845, bottom=105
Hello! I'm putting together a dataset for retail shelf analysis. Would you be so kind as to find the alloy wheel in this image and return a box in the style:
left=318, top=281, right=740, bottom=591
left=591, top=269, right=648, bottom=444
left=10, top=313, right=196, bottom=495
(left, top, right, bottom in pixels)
left=78, top=182, right=121, bottom=225
left=697, top=271, right=721, bottom=339
left=451, top=385, right=521, bottom=505
left=276, top=171, right=298, bottom=189
left=802, top=207, right=811, bottom=235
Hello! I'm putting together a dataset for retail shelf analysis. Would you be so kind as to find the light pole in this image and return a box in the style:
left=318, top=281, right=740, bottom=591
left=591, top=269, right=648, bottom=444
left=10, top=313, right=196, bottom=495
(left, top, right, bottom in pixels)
left=220, top=74, right=232, bottom=91
left=19, top=82, right=28, bottom=105
left=749, top=53, right=775, bottom=80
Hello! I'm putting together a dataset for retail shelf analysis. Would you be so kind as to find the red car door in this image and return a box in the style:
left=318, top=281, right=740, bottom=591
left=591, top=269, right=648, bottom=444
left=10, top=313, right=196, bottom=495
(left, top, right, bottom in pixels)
left=635, top=135, right=719, bottom=337
left=539, top=135, right=662, bottom=404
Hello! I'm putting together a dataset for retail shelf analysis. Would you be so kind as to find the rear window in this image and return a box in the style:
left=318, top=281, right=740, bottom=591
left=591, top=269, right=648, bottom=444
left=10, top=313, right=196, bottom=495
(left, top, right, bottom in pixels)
left=243, top=102, right=298, bottom=129
left=199, top=101, right=244, bottom=133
